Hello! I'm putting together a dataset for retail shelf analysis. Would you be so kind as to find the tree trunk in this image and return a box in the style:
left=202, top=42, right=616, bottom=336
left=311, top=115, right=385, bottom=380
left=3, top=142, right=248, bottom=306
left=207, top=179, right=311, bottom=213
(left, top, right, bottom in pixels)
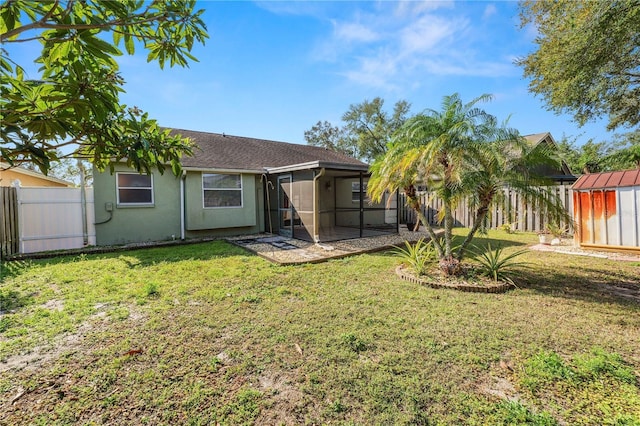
left=456, top=204, right=490, bottom=261
left=441, top=197, right=455, bottom=258
left=404, top=186, right=444, bottom=259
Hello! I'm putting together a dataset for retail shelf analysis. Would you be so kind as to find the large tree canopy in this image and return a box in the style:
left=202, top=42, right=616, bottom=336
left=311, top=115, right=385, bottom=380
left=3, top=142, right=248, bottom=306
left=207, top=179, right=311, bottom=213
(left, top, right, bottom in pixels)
left=557, top=131, right=640, bottom=173
left=304, top=97, right=410, bottom=163
left=517, top=0, right=640, bottom=131
left=0, top=0, right=208, bottom=175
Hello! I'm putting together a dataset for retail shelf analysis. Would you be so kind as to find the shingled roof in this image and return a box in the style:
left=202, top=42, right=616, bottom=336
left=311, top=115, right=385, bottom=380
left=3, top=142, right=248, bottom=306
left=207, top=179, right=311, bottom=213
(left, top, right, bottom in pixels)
left=169, top=129, right=368, bottom=172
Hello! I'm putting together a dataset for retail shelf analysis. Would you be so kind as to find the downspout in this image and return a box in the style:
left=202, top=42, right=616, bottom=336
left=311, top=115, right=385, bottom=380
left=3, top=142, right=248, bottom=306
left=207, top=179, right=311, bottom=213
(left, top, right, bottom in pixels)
left=396, top=188, right=400, bottom=233
left=180, top=170, right=186, bottom=240
left=359, top=172, right=364, bottom=238
left=313, top=168, right=325, bottom=243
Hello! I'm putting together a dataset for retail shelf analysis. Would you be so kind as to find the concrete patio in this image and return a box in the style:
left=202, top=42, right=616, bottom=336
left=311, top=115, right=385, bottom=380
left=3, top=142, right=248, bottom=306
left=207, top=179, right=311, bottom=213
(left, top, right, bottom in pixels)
left=226, top=228, right=444, bottom=265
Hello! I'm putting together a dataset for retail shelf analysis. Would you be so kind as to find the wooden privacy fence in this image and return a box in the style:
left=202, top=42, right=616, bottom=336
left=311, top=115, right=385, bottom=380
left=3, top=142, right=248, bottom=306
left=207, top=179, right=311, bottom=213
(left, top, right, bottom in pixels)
left=399, top=184, right=574, bottom=233
left=1, top=187, right=19, bottom=258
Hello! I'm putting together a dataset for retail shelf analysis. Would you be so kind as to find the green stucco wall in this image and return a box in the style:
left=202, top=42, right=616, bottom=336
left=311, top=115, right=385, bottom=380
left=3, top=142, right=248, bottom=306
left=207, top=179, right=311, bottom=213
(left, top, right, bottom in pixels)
left=93, top=166, right=264, bottom=246
left=184, top=172, right=257, bottom=230
left=93, top=164, right=182, bottom=245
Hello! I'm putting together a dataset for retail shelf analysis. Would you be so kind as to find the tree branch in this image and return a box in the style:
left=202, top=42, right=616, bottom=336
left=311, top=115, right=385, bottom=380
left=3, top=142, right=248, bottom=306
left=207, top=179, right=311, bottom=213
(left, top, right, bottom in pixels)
left=1, top=10, right=169, bottom=43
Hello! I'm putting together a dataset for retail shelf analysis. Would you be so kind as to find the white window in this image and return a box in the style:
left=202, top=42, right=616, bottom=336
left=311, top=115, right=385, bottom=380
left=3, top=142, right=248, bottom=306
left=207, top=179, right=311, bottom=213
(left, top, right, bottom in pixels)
left=351, top=182, right=368, bottom=203
left=203, top=173, right=242, bottom=208
left=116, top=173, right=153, bottom=206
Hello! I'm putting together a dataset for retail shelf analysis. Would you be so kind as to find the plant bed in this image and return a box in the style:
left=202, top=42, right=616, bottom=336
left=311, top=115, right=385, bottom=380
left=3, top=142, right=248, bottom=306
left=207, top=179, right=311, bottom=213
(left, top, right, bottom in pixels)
left=395, top=264, right=514, bottom=293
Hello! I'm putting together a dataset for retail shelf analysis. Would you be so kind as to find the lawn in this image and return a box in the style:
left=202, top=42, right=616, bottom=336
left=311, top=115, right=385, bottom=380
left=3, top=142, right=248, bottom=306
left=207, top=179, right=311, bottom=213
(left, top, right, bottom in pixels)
left=1, top=230, right=639, bottom=425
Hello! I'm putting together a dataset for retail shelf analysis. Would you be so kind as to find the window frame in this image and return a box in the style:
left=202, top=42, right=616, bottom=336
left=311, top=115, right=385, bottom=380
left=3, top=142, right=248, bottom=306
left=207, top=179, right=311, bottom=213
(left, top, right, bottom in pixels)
left=202, top=172, right=243, bottom=209
left=116, top=172, right=154, bottom=207
left=351, top=181, right=369, bottom=203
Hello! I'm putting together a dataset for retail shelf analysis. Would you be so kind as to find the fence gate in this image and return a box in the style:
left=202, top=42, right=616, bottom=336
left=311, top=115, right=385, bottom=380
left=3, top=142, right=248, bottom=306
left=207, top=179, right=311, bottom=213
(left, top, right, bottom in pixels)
left=17, top=187, right=96, bottom=254
left=1, top=187, right=19, bottom=259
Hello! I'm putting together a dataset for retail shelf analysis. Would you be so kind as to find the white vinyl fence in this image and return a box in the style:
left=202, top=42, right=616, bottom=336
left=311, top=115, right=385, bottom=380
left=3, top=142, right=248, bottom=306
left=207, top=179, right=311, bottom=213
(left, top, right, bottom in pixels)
left=17, top=186, right=95, bottom=254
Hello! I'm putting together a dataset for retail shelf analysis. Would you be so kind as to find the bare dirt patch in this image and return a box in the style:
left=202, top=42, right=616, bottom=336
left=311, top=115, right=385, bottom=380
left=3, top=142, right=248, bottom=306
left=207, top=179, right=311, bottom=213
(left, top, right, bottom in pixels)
left=256, top=371, right=310, bottom=426
left=479, top=376, right=520, bottom=401
left=40, top=299, right=64, bottom=312
left=0, top=303, right=144, bottom=373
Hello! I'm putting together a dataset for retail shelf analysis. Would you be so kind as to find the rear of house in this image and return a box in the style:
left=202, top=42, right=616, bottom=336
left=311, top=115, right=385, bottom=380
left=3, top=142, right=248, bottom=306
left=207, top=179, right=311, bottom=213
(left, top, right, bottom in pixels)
left=93, top=130, right=397, bottom=246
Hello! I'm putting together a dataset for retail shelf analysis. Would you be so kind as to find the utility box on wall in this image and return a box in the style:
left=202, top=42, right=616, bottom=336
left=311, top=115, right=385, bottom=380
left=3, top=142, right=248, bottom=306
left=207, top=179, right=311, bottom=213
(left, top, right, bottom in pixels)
left=572, top=170, right=640, bottom=254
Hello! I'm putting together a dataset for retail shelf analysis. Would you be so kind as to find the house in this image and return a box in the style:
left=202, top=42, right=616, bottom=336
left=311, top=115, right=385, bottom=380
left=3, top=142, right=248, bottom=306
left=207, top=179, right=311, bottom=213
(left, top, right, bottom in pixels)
left=0, top=162, right=73, bottom=187
left=523, top=132, right=576, bottom=183
left=92, top=130, right=398, bottom=246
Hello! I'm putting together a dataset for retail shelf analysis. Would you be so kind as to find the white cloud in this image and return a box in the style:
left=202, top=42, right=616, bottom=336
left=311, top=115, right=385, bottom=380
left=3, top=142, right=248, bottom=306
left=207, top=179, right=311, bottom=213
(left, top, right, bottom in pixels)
left=399, top=15, right=464, bottom=54
left=341, top=49, right=401, bottom=90
left=254, top=1, right=329, bottom=17
left=393, top=0, right=455, bottom=18
left=309, top=2, right=515, bottom=90
left=331, top=20, right=380, bottom=43
left=483, top=4, right=497, bottom=20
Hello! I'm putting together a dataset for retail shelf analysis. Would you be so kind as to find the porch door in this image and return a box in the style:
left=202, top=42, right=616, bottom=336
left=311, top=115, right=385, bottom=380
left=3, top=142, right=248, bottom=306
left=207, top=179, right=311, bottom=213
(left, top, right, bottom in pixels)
left=278, top=175, right=293, bottom=237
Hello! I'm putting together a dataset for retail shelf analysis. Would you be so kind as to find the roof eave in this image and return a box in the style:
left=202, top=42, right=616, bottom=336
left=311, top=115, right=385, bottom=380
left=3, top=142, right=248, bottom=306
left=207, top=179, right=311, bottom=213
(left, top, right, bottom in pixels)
left=182, top=166, right=263, bottom=174
left=265, top=161, right=369, bottom=174
left=0, top=162, right=74, bottom=186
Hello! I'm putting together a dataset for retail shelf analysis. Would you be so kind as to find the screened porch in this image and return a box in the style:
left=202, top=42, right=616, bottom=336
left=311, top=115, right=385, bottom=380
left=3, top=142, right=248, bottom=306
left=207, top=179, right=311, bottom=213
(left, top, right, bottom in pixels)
left=264, top=167, right=398, bottom=243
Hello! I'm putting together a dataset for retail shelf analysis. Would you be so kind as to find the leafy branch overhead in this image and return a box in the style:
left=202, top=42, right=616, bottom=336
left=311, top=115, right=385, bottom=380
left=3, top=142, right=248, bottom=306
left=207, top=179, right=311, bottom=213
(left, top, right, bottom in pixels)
left=517, top=0, right=640, bottom=131
left=0, top=0, right=209, bottom=175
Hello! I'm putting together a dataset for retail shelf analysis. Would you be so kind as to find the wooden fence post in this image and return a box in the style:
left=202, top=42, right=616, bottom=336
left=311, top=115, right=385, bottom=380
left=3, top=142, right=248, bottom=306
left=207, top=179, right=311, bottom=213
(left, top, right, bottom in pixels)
left=1, top=186, right=19, bottom=259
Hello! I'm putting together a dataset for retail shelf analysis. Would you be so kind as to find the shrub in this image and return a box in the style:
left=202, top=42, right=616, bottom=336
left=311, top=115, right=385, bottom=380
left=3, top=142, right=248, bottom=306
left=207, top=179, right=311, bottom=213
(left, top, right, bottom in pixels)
left=499, top=223, right=516, bottom=234
left=393, top=238, right=435, bottom=276
left=469, top=243, right=528, bottom=284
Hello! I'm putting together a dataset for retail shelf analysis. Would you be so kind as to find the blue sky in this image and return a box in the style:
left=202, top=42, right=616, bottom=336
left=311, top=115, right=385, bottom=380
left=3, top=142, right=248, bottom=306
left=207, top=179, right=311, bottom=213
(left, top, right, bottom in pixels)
left=16, top=1, right=617, bottom=147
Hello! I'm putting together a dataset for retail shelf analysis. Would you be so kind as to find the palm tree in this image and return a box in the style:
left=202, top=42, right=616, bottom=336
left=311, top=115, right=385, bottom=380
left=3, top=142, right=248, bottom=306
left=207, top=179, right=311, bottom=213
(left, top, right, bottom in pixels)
left=369, top=93, right=569, bottom=276
left=457, top=130, right=570, bottom=260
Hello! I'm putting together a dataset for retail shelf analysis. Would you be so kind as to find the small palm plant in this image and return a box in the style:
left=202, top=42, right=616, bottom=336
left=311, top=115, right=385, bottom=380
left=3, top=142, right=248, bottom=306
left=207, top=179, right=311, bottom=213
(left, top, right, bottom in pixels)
left=393, top=238, right=436, bottom=276
left=469, top=243, right=529, bottom=285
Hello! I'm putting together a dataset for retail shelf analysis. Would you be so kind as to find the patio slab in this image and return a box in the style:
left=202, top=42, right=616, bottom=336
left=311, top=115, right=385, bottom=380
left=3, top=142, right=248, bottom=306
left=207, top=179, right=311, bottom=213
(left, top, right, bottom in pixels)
left=227, top=229, right=443, bottom=265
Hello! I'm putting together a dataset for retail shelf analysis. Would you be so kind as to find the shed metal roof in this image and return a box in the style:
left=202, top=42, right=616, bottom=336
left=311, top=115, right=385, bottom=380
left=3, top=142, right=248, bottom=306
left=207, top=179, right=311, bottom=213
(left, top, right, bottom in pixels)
left=572, top=169, right=640, bottom=190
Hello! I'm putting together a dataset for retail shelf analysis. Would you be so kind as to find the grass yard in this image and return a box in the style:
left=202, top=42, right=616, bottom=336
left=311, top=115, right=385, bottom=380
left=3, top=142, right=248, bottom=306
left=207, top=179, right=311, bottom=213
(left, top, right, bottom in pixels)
left=1, top=229, right=639, bottom=425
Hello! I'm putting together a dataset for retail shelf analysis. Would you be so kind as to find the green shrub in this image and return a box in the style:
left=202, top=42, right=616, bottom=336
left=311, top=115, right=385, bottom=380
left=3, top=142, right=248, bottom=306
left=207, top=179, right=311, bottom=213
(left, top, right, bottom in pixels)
left=499, top=223, right=516, bottom=234
left=393, top=238, right=435, bottom=276
left=470, top=243, right=528, bottom=284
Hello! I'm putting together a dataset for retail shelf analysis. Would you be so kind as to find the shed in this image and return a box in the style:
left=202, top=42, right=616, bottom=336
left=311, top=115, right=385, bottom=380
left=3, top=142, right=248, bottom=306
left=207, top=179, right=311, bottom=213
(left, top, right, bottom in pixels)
left=572, top=169, right=640, bottom=253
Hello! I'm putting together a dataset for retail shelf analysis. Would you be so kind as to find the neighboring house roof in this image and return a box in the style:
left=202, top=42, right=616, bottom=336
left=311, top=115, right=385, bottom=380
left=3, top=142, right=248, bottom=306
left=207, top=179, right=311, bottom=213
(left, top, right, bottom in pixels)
left=169, top=129, right=369, bottom=173
left=522, top=132, right=575, bottom=177
left=0, top=162, right=73, bottom=187
left=573, top=169, right=640, bottom=190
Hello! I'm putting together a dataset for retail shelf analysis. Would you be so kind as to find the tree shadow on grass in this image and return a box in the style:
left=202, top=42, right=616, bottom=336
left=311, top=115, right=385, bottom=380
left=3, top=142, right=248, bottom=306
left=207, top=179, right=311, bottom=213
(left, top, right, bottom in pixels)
left=0, top=289, right=34, bottom=313
left=0, top=260, right=34, bottom=283
left=452, top=234, right=528, bottom=250
left=1, top=240, right=260, bottom=277
left=515, top=263, right=640, bottom=307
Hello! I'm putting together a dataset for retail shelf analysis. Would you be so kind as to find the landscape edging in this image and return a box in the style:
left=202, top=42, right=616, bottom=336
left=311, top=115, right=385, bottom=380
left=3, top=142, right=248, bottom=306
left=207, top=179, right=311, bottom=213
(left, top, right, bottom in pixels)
left=395, top=265, right=513, bottom=293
